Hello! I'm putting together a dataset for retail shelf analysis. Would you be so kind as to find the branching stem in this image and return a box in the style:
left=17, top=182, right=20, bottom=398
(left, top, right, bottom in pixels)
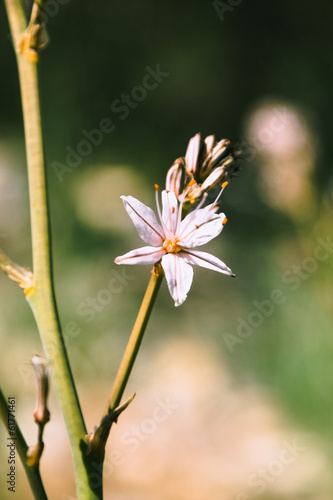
left=3, top=1, right=101, bottom=498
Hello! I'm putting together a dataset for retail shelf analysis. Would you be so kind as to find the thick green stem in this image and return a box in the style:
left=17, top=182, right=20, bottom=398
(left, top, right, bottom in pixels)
left=0, top=388, right=47, bottom=500
left=4, top=1, right=101, bottom=498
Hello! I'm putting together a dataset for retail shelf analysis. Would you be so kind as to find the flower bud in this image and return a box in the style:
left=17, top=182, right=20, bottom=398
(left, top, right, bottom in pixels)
left=32, top=355, right=50, bottom=425
left=185, top=133, right=201, bottom=174
left=166, top=157, right=185, bottom=197
left=181, top=133, right=241, bottom=203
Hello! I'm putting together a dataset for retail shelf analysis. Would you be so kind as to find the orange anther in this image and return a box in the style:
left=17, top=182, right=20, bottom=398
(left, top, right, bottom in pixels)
left=222, top=217, right=228, bottom=226
left=222, top=181, right=229, bottom=189
left=154, top=184, right=160, bottom=191
left=188, top=179, right=196, bottom=186
left=172, top=207, right=175, bottom=214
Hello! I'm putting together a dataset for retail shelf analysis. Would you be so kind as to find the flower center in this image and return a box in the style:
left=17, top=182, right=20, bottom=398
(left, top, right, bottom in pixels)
left=163, top=238, right=182, bottom=254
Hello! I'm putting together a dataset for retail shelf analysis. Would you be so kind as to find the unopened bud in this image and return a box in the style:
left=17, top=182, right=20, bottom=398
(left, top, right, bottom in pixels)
left=166, top=158, right=184, bottom=196
left=181, top=133, right=241, bottom=203
left=32, top=355, right=50, bottom=425
left=185, top=133, right=201, bottom=174
left=201, top=166, right=226, bottom=191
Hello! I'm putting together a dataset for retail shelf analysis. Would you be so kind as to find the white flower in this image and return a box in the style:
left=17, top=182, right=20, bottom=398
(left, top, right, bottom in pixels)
left=115, top=185, right=235, bottom=306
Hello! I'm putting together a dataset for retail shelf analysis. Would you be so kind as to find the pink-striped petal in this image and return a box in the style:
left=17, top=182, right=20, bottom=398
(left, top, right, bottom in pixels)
left=161, top=253, right=194, bottom=307
left=179, top=249, right=235, bottom=276
left=179, top=205, right=215, bottom=236
left=180, top=213, right=226, bottom=248
left=115, top=246, right=165, bottom=265
left=121, top=195, right=164, bottom=246
left=161, top=190, right=178, bottom=234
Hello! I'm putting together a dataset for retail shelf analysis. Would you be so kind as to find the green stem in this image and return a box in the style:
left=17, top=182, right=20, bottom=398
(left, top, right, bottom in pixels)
left=88, top=270, right=163, bottom=456
left=0, top=388, right=47, bottom=500
left=4, top=1, right=101, bottom=498
left=108, top=270, right=163, bottom=412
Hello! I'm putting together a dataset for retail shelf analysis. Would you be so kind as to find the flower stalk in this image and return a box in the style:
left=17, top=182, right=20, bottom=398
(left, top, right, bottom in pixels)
left=4, top=1, right=101, bottom=498
left=108, top=266, right=164, bottom=410
left=89, top=266, right=164, bottom=455
left=3, top=2, right=241, bottom=494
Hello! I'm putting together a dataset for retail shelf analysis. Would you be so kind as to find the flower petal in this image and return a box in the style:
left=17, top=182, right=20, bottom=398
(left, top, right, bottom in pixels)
left=162, top=190, right=178, bottom=234
left=180, top=213, right=226, bottom=248
left=178, top=203, right=225, bottom=247
left=179, top=205, right=216, bottom=235
left=162, top=253, right=194, bottom=307
left=115, top=246, right=165, bottom=265
left=179, top=249, right=235, bottom=276
left=121, top=195, right=164, bottom=246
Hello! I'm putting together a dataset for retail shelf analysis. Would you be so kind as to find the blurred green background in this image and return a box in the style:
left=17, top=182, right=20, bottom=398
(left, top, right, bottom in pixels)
left=1, top=1, right=333, bottom=499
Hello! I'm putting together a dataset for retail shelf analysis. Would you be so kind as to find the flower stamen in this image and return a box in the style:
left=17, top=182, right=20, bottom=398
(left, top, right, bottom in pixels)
left=210, top=181, right=229, bottom=211
left=155, top=183, right=169, bottom=236
left=163, top=238, right=182, bottom=254
left=175, top=180, right=197, bottom=234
